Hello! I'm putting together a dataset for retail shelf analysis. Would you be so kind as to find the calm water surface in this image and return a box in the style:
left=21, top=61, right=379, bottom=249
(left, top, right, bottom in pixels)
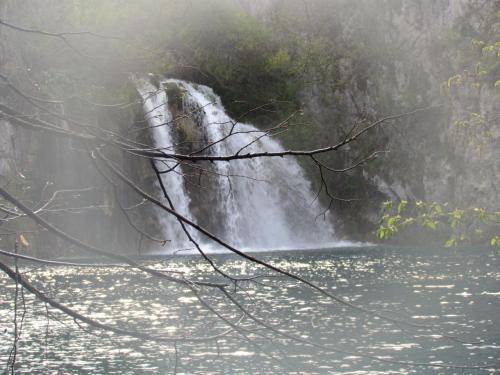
left=1, top=246, right=499, bottom=374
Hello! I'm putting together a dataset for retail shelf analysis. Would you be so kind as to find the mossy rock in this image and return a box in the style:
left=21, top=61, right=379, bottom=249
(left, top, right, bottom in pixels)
left=165, top=83, right=185, bottom=112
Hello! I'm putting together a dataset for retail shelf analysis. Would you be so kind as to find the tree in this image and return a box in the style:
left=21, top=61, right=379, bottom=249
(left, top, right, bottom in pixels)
left=377, top=1, right=499, bottom=249
left=0, top=1, right=498, bottom=373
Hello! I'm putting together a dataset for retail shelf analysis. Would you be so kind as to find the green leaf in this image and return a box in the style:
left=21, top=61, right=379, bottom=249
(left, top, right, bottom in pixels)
left=397, top=200, right=407, bottom=214
left=402, top=217, right=415, bottom=226
left=491, top=237, right=500, bottom=247
left=382, top=200, right=393, bottom=213
left=377, top=227, right=387, bottom=240
left=445, top=238, right=457, bottom=248
left=423, top=219, right=438, bottom=230
left=387, top=215, right=401, bottom=227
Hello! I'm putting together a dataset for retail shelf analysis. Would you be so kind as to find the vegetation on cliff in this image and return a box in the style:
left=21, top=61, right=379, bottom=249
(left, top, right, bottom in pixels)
left=1, top=2, right=499, bottom=374
left=1, top=0, right=498, bottom=247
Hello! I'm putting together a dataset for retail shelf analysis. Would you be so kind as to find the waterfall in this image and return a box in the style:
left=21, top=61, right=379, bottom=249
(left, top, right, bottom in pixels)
left=137, top=78, right=338, bottom=252
left=136, top=79, right=197, bottom=249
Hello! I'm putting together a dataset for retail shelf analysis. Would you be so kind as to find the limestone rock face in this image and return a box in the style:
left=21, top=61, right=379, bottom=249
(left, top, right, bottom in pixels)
left=0, top=120, right=15, bottom=181
left=0, top=0, right=497, bottom=248
left=293, top=0, right=499, bottom=240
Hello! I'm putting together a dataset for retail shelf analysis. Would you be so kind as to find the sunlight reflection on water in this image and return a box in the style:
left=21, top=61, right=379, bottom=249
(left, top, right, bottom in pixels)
left=0, top=246, right=499, bottom=374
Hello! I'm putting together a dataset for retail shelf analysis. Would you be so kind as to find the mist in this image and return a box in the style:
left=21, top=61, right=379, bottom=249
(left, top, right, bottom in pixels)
left=0, top=1, right=498, bottom=373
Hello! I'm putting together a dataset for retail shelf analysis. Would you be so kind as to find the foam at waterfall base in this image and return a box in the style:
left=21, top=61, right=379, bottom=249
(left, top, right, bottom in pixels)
left=148, top=240, right=371, bottom=256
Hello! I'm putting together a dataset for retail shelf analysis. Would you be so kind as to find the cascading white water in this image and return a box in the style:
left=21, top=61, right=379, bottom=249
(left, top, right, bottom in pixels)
left=135, top=79, right=196, bottom=249
left=137, top=78, right=338, bottom=252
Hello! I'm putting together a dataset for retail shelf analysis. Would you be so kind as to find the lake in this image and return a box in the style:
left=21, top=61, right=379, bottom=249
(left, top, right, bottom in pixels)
left=1, top=246, right=499, bottom=374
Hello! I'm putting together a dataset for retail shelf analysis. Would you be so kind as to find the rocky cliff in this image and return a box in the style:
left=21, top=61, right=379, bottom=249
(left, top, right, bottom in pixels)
left=253, top=0, right=499, bottom=240
left=0, top=0, right=497, bottom=252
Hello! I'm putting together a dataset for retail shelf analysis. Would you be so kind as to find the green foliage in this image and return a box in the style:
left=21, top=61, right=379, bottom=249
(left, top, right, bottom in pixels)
left=378, top=200, right=500, bottom=250
left=18, top=0, right=307, bottom=124
left=491, top=236, right=500, bottom=248
left=150, top=0, right=306, bottom=121
left=443, top=7, right=499, bottom=149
